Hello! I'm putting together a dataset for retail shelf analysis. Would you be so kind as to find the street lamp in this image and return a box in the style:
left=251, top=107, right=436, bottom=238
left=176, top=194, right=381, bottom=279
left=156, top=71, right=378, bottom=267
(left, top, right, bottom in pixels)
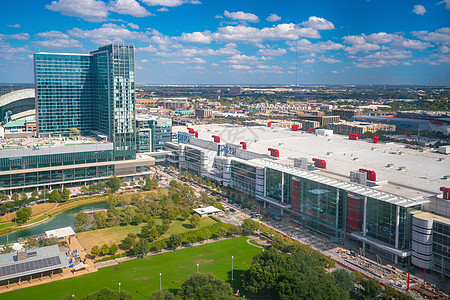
left=197, top=263, right=199, bottom=273
left=119, top=282, right=121, bottom=293
left=159, top=273, right=162, bottom=290
left=231, top=256, right=234, bottom=291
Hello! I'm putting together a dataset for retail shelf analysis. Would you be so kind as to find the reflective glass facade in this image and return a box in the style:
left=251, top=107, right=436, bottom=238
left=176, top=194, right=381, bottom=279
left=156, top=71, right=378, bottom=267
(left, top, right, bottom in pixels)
left=266, top=168, right=283, bottom=202
left=231, top=161, right=257, bottom=195
left=432, top=222, right=450, bottom=275
left=136, top=117, right=172, bottom=152
left=35, top=54, right=91, bottom=134
left=35, top=44, right=136, bottom=160
left=0, top=165, right=114, bottom=189
left=0, top=150, right=113, bottom=171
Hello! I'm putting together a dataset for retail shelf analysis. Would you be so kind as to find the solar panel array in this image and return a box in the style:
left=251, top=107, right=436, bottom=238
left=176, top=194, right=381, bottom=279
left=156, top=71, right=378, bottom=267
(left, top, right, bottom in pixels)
left=0, top=256, right=61, bottom=277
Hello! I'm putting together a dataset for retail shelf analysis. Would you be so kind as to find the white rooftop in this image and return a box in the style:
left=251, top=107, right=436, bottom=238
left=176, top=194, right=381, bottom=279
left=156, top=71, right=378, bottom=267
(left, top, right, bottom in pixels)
left=45, top=227, right=75, bottom=239
left=181, top=124, right=448, bottom=198
left=193, top=206, right=222, bottom=215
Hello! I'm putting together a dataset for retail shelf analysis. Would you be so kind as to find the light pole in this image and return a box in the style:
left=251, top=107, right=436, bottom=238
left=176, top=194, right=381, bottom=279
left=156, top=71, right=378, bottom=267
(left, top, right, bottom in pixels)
left=197, top=263, right=199, bottom=273
left=231, top=256, right=234, bottom=291
left=159, top=273, right=162, bottom=290
left=119, top=282, right=121, bottom=293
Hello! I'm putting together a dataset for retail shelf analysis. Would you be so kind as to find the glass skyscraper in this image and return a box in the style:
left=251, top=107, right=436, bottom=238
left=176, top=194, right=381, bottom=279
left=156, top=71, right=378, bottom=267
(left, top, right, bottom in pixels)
left=34, top=44, right=136, bottom=160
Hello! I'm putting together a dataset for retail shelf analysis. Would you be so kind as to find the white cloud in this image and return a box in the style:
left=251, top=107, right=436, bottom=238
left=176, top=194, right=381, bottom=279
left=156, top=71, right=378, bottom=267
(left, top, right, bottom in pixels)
left=331, top=70, right=338, bottom=74
left=319, top=56, right=341, bottom=63
left=178, top=31, right=212, bottom=44
left=109, top=0, right=153, bottom=17
left=412, top=27, right=450, bottom=44
left=352, top=32, right=431, bottom=50
left=343, top=34, right=382, bottom=53
left=287, top=39, right=344, bottom=53
left=213, top=24, right=320, bottom=43
left=35, top=38, right=83, bottom=48
left=161, top=57, right=206, bottom=64
left=141, top=0, right=199, bottom=7
left=437, top=0, right=450, bottom=9
left=68, top=23, right=149, bottom=44
left=140, top=59, right=150, bottom=62
left=128, top=23, right=139, bottom=30
left=266, top=14, right=281, bottom=22
left=0, top=33, right=30, bottom=41
left=300, top=16, right=335, bottom=30
left=173, top=43, right=239, bottom=57
left=7, top=24, right=21, bottom=28
left=257, top=48, right=287, bottom=56
left=303, top=58, right=316, bottom=63
left=365, top=32, right=397, bottom=44
left=0, top=41, right=30, bottom=59
left=224, top=10, right=259, bottom=23
left=440, top=45, right=450, bottom=53
left=363, top=49, right=412, bottom=60
left=157, top=7, right=169, bottom=11
left=231, top=64, right=252, bottom=70
left=227, top=54, right=269, bottom=64
left=45, top=0, right=108, bottom=22
left=137, top=44, right=158, bottom=52
left=412, top=5, right=426, bottom=15
left=36, top=31, right=69, bottom=39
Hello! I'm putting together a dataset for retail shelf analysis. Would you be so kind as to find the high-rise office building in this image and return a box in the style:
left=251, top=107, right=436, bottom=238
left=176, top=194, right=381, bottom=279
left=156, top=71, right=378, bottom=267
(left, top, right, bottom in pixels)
left=34, top=44, right=136, bottom=160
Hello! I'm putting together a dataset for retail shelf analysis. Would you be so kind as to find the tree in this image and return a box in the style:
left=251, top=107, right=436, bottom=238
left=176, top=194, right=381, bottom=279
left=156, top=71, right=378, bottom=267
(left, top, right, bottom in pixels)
left=134, top=239, right=151, bottom=257
left=30, top=190, right=39, bottom=200
left=149, top=289, right=180, bottom=300
left=0, top=193, right=8, bottom=201
left=190, top=214, right=201, bottom=228
left=147, top=218, right=156, bottom=228
left=74, top=212, right=90, bottom=232
left=178, top=273, right=234, bottom=300
left=143, top=176, right=154, bottom=191
left=90, top=245, right=100, bottom=257
left=332, top=269, right=354, bottom=297
left=241, top=218, right=260, bottom=235
left=243, top=249, right=347, bottom=299
left=80, top=185, right=89, bottom=194
left=169, top=234, right=182, bottom=250
left=120, top=233, right=137, bottom=250
left=155, top=241, right=167, bottom=252
left=48, top=189, right=61, bottom=202
left=16, top=207, right=32, bottom=224
left=106, top=176, right=122, bottom=193
left=93, top=211, right=108, bottom=228
left=61, top=187, right=71, bottom=201
left=40, top=188, right=49, bottom=200
left=11, top=192, right=19, bottom=201
left=81, top=287, right=132, bottom=300
left=24, top=238, right=39, bottom=250
left=99, top=244, right=109, bottom=256
left=109, top=244, right=119, bottom=255
left=20, top=191, right=28, bottom=201
left=0, top=244, right=14, bottom=254
left=151, top=175, right=159, bottom=188
left=41, top=237, right=59, bottom=246
left=217, top=226, right=227, bottom=238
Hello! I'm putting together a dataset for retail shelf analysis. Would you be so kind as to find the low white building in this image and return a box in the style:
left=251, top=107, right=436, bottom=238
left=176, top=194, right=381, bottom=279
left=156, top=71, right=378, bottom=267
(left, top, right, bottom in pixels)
left=193, top=206, right=222, bottom=217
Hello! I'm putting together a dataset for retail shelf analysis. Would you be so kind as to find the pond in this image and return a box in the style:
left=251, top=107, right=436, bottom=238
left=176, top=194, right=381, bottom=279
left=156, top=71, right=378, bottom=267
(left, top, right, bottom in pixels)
left=0, top=201, right=108, bottom=245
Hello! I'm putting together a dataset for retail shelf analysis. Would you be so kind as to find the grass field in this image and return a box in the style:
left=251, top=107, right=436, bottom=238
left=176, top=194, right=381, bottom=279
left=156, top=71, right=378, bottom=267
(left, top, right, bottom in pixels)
left=1, top=237, right=261, bottom=300
left=76, top=217, right=217, bottom=252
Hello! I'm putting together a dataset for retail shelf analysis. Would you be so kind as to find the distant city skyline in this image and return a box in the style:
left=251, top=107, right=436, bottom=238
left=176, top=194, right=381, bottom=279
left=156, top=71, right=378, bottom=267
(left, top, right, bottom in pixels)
left=0, top=0, right=449, bottom=85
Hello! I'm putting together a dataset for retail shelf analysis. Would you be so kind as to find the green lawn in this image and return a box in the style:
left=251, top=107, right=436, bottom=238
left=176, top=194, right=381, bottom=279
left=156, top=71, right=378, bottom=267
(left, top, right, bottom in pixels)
left=76, top=217, right=218, bottom=252
left=1, top=237, right=261, bottom=299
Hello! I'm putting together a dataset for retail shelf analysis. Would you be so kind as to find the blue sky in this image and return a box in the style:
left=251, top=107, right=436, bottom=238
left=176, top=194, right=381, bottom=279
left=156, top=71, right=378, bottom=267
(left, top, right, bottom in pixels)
left=0, top=0, right=449, bottom=84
